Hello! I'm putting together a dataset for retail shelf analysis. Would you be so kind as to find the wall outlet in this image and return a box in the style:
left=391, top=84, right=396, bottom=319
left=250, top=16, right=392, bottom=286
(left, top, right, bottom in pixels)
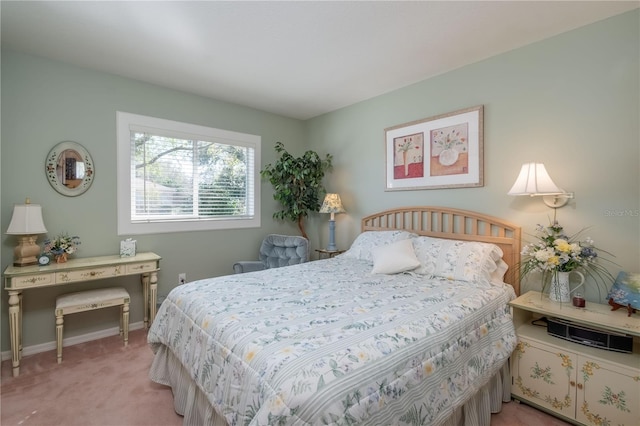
left=178, top=273, right=186, bottom=285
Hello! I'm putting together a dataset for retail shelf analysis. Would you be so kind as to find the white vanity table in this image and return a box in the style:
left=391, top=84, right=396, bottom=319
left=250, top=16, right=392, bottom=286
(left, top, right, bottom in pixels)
left=3, top=252, right=161, bottom=377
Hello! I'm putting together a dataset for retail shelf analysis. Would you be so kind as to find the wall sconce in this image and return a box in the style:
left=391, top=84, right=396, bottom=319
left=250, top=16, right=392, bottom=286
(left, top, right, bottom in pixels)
left=6, top=198, right=48, bottom=266
left=319, top=193, right=346, bottom=251
left=508, top=163, right=574, bottom=208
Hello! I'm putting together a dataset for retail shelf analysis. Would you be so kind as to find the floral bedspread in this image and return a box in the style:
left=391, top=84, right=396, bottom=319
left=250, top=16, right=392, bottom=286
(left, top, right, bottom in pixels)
left=148, top=257, right=517, bottom=425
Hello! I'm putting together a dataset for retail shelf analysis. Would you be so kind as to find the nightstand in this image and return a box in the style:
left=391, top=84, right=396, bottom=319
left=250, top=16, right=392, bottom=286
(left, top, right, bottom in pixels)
left=509, top=291, right=640, bottom=425
left=315, top=249, right=345, bottom=259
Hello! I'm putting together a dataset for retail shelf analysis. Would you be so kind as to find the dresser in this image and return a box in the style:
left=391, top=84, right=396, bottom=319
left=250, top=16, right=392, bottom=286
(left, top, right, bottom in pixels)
left=3, top=252, right=161, bottom=377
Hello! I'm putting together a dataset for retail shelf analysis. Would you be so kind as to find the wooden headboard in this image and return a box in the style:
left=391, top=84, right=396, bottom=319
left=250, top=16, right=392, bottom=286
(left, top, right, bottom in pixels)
left=362, top=206, right=522, bottom=295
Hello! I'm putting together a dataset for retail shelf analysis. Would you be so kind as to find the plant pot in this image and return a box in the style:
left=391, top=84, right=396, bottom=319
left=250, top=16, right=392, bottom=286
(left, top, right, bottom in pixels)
left=56, top=253, right=68, bottom=264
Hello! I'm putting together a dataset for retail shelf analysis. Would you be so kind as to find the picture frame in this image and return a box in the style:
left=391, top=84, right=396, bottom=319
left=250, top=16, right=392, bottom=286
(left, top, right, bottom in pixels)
left=385, top=105, right=483, bottom=191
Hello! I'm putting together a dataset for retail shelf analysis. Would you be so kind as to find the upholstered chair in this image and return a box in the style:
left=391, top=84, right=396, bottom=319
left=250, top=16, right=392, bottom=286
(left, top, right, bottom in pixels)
left=233, top=234, right=309, bottom=273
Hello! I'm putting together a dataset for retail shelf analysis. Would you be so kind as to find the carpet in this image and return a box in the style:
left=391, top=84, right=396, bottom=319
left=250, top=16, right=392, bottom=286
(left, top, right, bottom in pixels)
left=1, top=329, right=181, bottom=426
left=1, top=329, right=570, bottom=426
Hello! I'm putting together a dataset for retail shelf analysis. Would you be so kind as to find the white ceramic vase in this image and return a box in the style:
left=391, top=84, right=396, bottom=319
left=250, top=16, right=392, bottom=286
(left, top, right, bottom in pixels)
left=438, top=148, right=459, bottom=166
left=549, top=270, right=585, bottom=303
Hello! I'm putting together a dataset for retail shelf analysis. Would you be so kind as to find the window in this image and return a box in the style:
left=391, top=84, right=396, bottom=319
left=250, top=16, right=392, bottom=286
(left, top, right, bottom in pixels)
left=117, top=112, right=260, bottom=235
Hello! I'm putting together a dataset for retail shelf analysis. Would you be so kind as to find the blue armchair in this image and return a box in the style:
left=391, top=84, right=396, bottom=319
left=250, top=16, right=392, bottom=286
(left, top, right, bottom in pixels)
left=233, top=234, right=309, bottom=274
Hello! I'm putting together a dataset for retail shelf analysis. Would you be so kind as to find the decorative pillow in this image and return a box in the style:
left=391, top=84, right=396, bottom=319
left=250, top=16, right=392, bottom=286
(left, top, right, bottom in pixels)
left=411, top=236, right=443, bottom=275
left=340, top=230, right=417, bottom=263
left=490, top=259, right=510, bottom=284
left=371, top=238, right=421, bottom=274
left=607, top=271, right=640, bottom=312
left=411, top=236, right=503, bottom=282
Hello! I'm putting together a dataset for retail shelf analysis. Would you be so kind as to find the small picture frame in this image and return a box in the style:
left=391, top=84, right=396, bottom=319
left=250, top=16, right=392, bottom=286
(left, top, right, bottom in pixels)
left=385, top=105, right=483, bottom=191
left=120, top=239, right=136, bottom=257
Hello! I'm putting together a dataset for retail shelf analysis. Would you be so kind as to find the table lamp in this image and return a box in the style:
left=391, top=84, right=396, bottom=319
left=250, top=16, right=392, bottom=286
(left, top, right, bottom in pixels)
left=319, top=193, right=345, bottom=251
left=6, top=198, right=48, bottom=266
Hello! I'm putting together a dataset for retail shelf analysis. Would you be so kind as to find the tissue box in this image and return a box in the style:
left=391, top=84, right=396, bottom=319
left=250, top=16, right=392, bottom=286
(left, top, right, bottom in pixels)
left=120, top=239, right=136, bottom=257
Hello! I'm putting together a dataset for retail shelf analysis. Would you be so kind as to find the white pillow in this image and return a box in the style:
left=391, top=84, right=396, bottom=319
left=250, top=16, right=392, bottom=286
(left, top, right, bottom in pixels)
left=371, top=238, right=420, bottom=274
left=411, top=236, right=442, bottom=275
left=490, top=259, right=509, bottom=283
left=411, top=236, right=504, bottom=282
left=341, top=230, right=417, bottom=263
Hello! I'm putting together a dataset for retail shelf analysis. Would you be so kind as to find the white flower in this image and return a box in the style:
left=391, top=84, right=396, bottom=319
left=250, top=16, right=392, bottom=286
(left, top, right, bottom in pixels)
left=519, top=221, right=616, bottom=293
left=534, top=248, right=554, bottom=262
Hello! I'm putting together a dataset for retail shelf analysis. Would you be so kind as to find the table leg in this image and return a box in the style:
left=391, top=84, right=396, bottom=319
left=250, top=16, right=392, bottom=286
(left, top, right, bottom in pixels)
left=8, top=290, right=22, bottom=377
left=149, top=271, right=158, bottom=326
left=19, top=292, right=23, bottom=357
left=141, top=273, right=149, bottom=328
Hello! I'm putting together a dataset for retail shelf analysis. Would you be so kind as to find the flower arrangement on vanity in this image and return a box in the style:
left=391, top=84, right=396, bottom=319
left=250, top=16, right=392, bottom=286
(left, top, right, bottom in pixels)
left=43, top=233, right=81, bottom=263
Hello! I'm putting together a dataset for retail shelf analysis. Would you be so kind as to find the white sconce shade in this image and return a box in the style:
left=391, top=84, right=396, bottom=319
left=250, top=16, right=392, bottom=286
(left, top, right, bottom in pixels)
left=508, top=163, right=573, bottom=208
left=319, top=193, right=346, bottom=251
left=507, top=163, right=563, bottom=196
left=6, top=198, right=48, bottom=266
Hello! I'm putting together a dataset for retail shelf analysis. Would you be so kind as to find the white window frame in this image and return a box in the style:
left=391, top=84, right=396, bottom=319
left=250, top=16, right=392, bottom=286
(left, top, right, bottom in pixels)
left=116, top=111, right=261, bottom=235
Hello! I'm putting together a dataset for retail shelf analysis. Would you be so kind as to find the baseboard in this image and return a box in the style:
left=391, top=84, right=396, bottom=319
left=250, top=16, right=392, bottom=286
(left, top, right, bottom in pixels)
left=1, top=321, right=146, bottom=361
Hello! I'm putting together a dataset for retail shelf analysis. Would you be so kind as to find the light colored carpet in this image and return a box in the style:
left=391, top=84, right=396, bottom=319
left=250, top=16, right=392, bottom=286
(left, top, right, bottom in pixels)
left=1, top=329, right=570, bottom=426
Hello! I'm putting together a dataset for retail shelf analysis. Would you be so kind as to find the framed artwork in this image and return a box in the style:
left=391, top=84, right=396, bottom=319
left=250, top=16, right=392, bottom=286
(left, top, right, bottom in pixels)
left=385, top=105, right=483, bottom=191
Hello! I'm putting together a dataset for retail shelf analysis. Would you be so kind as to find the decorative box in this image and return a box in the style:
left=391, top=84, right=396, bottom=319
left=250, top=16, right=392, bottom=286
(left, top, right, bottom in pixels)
left=120, top=239, right=136, bottom=258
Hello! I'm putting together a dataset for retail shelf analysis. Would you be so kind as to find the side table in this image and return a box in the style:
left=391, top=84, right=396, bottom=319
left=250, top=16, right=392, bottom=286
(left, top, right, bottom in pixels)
left=509, top=290, right=639, bottom=424
left=315, top=249, right=345, bottom=259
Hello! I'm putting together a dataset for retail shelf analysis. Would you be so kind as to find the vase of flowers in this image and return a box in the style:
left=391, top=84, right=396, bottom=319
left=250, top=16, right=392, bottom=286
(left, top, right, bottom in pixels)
left=43, top=234, right=81, bottom=263
left=431, top=128, right=467, bottom=166
left=396, top=137, right=415, bottom=176
left=549, top=270, right=584, bottom=302
left=519, top=221, right=615, bottom=302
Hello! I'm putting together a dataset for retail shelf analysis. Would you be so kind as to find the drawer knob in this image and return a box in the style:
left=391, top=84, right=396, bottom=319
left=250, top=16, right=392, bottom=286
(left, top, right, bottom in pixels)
left=90, top=271, right=96, bottom=276
left=577, top=383, right=583, bottom=390
left=570, top=381, right=576, bottom=387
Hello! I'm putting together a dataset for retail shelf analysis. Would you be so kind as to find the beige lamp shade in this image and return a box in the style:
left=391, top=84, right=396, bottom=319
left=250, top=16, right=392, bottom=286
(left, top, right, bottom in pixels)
left=6, top=198, right=48, bottom=266
left=319, top=193, right=346, bottom=216
left=6, top=199, right=48, bottom=235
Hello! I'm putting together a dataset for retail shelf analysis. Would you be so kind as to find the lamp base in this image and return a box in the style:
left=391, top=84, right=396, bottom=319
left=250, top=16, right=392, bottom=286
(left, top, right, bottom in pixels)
left=326, top=219, right=337, bottom=251
left=13, top=235, right=41, bottom=267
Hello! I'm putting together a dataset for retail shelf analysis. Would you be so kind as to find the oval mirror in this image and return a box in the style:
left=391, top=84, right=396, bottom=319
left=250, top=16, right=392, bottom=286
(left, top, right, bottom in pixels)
left=45, top=141, right=94, bottom=196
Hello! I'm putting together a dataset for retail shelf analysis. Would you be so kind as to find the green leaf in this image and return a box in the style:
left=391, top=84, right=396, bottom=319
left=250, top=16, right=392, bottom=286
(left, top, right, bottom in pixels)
left=317, top=374, right=325, bottom=390
left=261, top=142, right=333, bottom=238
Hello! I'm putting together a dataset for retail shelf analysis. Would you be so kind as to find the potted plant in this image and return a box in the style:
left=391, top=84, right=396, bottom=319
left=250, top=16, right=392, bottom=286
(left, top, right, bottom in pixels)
left=261, top=142, right=333, bottom=239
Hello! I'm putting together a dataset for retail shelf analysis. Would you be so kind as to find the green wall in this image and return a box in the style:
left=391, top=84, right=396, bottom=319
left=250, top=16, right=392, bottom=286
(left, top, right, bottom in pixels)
left=2, top=10, right=639, bottom=352
left=1, top=52, right=309, bottom=350
left=307, top=10, right=639, bottom=297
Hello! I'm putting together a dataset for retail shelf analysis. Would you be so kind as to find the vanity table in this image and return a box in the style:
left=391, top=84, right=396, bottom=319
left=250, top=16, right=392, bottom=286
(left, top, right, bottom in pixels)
left=3, top=252, right=161, bottom=377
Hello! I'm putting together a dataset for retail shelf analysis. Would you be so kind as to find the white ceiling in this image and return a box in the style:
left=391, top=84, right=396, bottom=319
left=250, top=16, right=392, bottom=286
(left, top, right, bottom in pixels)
left=2, top=1, right=638, bottom=120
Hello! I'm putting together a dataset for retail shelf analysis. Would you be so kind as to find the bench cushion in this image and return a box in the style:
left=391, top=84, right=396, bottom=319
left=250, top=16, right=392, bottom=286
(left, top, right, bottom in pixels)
left=56, top=287, right=129, bottom=310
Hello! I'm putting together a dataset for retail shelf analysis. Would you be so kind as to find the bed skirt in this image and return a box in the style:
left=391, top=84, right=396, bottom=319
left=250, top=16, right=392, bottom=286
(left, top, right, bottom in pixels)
left=149, top=344, right=512, bottom=426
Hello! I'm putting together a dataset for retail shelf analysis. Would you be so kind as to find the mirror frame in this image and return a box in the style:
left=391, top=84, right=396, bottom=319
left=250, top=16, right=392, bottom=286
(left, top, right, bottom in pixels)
left=45, top=141, right=95, bottom=197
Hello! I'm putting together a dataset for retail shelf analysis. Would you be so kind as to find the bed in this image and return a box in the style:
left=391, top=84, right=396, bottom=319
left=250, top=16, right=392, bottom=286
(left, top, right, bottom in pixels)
left=148, top=206, right=521, bottom=425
